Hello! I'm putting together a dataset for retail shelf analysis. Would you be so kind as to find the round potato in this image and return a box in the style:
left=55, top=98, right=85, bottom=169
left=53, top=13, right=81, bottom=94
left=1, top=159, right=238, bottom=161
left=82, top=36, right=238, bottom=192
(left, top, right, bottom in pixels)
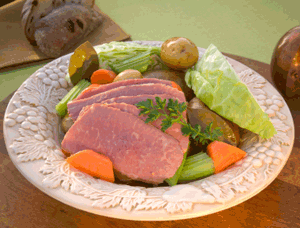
left=161, top=37, right=199, bottom=70
left=62, top=115, right=74, bottom=133
left=113, top=69, right=143, bottom=82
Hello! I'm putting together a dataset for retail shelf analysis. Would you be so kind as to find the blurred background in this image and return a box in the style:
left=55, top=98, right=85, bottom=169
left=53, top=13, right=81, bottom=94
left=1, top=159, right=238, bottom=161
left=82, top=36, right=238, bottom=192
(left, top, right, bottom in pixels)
left=95, top=0, right=300, bottom=64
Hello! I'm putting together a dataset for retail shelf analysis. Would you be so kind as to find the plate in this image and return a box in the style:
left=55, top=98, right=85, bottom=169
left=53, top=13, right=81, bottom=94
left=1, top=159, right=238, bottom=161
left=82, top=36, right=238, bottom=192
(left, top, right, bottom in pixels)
left=3, top=41, right=295, bottom=221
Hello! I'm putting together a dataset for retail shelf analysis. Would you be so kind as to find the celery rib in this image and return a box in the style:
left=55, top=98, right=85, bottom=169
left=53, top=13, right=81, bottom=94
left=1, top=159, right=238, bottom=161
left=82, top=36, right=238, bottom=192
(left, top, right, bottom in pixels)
left=109, top=51, right=154, bottom=73
left=55, top=79, right=90, bottom=117
left=178, top=152, right=215, bottom=182
left=165, top=152, right=187, bottom=186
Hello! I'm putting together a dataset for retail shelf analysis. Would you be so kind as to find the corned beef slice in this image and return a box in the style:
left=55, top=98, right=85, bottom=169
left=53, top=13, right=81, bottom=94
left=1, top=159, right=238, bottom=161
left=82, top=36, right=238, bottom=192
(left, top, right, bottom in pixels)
left=68, top=83, right=185, bottom=121
left=105, top=103, right=189, bottom=153
left=61, top=104, right=183, bottom=184
left=101, top=93, right=186, bottom=105
left=75, top=78, right=173, bottom=100
left=101, top=95, right=187, bottom=142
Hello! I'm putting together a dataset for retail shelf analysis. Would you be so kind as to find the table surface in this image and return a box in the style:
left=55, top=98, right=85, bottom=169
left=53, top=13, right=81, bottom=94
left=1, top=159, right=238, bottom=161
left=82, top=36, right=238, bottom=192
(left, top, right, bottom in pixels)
left=1, top=53, right=300, bottom=227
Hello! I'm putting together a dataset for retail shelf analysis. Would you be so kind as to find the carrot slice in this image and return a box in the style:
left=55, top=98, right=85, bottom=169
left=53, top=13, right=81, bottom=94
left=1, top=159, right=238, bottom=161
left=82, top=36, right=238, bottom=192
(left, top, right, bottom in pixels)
left=66, top=150, right=115, bottom=182
left=90, top=69, right=117, bottom=84
left=207, top=141, right=246, bottom=173
left=171, top=81, right=183, bottom=92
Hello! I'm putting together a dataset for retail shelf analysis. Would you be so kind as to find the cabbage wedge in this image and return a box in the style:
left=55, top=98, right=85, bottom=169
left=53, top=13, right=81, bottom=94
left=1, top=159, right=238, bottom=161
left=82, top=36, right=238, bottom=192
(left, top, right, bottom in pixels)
left=185, top=44, right=276, bottom=139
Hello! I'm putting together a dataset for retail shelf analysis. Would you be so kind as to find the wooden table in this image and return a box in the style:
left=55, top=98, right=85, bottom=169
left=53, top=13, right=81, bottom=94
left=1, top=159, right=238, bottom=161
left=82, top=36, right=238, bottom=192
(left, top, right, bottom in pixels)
left=1, top=54, right=300, bottom=227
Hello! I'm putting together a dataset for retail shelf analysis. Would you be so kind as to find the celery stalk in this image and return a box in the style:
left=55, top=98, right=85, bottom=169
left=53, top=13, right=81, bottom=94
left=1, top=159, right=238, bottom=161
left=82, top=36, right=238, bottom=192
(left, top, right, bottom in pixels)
left=178, top=152, right=215, bottom=182
left=165, top=152, right=188, bottom=186
left=109, top=51, right=156, bottom=73
left=55, top=79, right=90, bottom=117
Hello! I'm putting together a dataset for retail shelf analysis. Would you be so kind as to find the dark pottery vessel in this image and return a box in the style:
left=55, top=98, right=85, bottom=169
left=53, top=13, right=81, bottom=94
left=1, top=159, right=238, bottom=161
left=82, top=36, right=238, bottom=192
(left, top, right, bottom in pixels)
left=271, top=26, right=300, bottom=100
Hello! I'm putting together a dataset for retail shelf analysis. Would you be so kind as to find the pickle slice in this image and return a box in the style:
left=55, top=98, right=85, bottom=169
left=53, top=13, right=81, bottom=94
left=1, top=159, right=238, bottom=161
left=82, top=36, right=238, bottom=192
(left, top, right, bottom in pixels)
left=68, top=41, right=99, bottom=85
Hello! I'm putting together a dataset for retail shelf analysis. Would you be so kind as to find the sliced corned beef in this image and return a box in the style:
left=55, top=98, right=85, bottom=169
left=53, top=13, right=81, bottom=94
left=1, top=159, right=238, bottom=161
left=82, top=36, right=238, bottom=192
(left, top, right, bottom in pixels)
left=61, top=104, right=183, bottom=184
left=68, top=83, right=185, bottom=121
left=101, top=94, right=187, bottom=124
left=106, top=103, right=189, bottom=153
left=75, top=78, right=173, bottom=100
left=101, top=94, right=185, bottom=106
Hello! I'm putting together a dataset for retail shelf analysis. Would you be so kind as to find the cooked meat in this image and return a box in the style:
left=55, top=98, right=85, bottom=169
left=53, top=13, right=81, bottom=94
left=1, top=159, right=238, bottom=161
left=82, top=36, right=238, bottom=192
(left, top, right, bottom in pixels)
left=101, top=93, right=186, bottom=105
left=75, top=78, right=174, bottom=100
left=61, top=104, right=183, bottom=184
left=105, top=102, right=189, bottom=153
left=68, top=83, right=185, bottom=121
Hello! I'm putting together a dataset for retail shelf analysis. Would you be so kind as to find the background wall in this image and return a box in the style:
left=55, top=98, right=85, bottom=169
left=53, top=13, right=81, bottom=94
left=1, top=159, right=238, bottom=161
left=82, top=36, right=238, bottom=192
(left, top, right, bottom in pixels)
left=97, top=0, right=300, bottom=64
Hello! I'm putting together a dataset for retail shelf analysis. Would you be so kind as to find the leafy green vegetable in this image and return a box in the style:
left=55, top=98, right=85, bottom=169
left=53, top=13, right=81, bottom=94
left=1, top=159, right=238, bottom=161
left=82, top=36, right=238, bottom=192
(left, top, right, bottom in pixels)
left=135, top=97, right=222, bottom=145
left=94, top=42, right=162, bottom=71
left=185, top=44, right=276, bottom=139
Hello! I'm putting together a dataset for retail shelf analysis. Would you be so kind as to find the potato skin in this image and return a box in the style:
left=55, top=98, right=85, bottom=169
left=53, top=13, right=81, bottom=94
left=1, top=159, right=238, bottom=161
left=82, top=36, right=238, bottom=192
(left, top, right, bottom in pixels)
left=161, top=37, right=199, bottom=70
left=113, top=69, right=143, bottom=82
left=62, top=115, right=74, bottom=133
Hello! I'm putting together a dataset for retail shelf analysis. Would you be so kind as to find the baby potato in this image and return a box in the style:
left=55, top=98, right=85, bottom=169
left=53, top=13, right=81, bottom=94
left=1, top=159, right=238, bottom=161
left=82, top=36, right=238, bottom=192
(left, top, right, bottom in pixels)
left=161, top=37, right=199, bottom=70
left=113, top=69, right=143, bottom=82
left=62, top=115, right=74, bottom=133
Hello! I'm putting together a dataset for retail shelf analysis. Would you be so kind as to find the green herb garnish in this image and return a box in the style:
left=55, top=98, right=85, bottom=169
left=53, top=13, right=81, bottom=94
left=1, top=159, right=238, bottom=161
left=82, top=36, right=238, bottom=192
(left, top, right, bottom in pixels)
left=135, top=97, right=223, bottom=145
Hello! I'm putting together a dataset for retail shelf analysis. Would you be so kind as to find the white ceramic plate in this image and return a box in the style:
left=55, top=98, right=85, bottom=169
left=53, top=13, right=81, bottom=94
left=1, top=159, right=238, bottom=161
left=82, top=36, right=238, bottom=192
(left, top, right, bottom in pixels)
left=3, top=41, right=294, bottom=221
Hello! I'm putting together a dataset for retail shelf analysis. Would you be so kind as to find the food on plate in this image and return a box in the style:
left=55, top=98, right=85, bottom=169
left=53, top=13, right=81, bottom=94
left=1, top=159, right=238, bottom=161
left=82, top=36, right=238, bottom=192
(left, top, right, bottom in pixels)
left=61, top=114, right=74, bottom=133
left=21, top=0, right=102, bottom=57
left=55, top=79, right=90, bottom=117
left=113, top=69, right=143, bottom=82
left=56, top=38, right=276, bottom=186
left=142, top=70, right=195, bottom=101
left=75, top=78, right=174, bottom=100
left=62, top=103, right=184, bottom=184
left=68, top=41, right=99, bottom=86
left=187, top=97, right=240, bottom=146
left=238, top=128, right=259, bottom=150
left=160, top=37, right=199, bottom=70
left=178, top=152, right=214, bottom=182
left=185, top=44, right=277, bottom=139
left=135, top=97, right=221, bottom=144
left=97, top=42, right=162, bottom=73
left=207, top=141, right=246, bottom=173
left=67, top=80, right=185, bottom=121
left=165, top=152, right=188, bottom=186
left=90, top=69, right=117, bottom=84
left=105, top=102, right=189, bottom=153
left=66, top=149, right=115, bottom=183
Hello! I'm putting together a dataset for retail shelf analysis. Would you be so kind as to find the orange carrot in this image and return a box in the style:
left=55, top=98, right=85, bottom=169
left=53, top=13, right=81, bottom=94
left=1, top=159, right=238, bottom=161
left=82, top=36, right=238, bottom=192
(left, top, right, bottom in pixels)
left=90, top=69, right=117, bottom=84
left=66, top=150, right=115, bottom=182
left=171, top=81, right=183, bottom=92
left=207, top=141, right=246, bottom=173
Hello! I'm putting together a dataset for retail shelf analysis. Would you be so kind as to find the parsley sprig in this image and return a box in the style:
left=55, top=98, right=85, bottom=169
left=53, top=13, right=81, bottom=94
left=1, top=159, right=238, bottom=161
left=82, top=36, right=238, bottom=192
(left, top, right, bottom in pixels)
left=135, top=97, right=223, bottom=145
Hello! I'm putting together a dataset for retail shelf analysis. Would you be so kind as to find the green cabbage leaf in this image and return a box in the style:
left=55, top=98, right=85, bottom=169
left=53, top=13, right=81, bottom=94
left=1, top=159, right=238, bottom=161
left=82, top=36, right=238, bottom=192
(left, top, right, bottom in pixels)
left=185, top=44, right=276, bottom=139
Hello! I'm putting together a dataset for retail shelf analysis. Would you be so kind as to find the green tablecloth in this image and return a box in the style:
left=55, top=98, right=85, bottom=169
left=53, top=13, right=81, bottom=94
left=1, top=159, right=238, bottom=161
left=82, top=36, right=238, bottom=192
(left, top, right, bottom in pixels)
left=0, top=0, right=299, bottom=101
